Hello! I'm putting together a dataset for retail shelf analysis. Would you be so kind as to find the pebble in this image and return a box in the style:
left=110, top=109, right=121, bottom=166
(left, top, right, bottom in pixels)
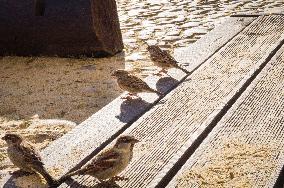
left=163, top=35, right=180, bottom=41
left=173, top=15, right=186, bottom=22
left=146, top=40, right=158, bottom=45
left=166, top=29, right=181, bottom=36
left=125, top=53, right=145, bottom=61
left=180, top=22, right=200, bottom=28
left=183, top=30, right=194, bottom=38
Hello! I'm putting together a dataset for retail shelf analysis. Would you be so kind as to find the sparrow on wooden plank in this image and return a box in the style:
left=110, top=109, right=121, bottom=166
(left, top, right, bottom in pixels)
left=59, top=136, right=139, bottom=183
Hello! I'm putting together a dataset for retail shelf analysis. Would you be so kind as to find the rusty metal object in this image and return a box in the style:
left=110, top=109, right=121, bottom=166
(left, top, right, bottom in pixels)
left=0, top=0, right=123, bottom=57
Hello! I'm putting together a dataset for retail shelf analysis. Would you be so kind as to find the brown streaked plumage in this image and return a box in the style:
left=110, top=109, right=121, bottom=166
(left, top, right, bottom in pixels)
left=147, top=45, right=189, bottom=75
left=2, top=133, right=58, bottom=187
left=112, top=70, right=163, bottom=99
left=59, top=136, right=139, bottom=183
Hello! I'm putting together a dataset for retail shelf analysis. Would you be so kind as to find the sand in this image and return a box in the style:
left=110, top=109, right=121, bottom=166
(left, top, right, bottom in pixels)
left=176, top=141, right=277, bottom=188
left=0, top=55, right=126, bottom=181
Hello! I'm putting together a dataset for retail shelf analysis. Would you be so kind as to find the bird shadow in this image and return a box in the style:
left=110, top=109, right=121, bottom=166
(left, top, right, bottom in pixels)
left=156, top=76, right=179, bottom=94
left=116, top=98, right=151, bottom=123
left=3, top=173, right=21, bottom=188
left=115, top=77, right=179, bottom=123
left=3, top=170, right=43, bottom=188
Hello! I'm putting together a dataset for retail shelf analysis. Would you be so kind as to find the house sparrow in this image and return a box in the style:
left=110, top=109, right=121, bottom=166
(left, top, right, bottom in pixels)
left=2, top=133, right=58, bottom=187
left=59, top=136, right=139, bottom=183
left=112, top=70, right=163, bottom=100
left=147, top=45, right=189, bottom=75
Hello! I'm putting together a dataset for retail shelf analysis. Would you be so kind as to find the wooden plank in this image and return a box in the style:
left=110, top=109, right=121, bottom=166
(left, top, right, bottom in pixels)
left=168, top=41, right=284, bottom=188
left=0, top=16, right=256, bottom=187
left=174, top=17, right=255, bottom=72
left=231, top=13, right=284, bottom=17
left=57, top=15, right=284, bottom=187
left=231, top=11, right=284, bottom=17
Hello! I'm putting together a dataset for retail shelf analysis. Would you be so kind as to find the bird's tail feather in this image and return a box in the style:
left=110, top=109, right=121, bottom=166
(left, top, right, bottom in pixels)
left=179, top=66, right=190, bottom=74
left=58, top=168, right=88, bottom=184
left=33, top=166, right=59, bottom=187
left=156, top=90, right=164, bottom=96
left=148, top=88, right=164, bottom=97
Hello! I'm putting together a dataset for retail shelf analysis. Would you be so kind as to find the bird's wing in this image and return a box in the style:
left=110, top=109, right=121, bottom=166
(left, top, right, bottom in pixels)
left=125, top=75, right=152, bottom=91
left=85, top=149, right=121, bottom=172
left=19, top=142, right=44, bottom=166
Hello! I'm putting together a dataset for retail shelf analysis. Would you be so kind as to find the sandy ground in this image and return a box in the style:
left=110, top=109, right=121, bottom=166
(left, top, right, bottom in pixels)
left=176, top=140, right=277, bottom=187
left=0, top=55, right=126, bottom=123
left=0, top=0, right=283, bottom=182
left=0, top=55, right=127, bottom=179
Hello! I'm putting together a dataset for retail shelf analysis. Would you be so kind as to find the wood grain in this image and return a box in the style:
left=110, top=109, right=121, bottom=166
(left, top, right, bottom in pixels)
left=168, top=38, right=284, bottom=188
left=174, top=17, right=255, bottom=72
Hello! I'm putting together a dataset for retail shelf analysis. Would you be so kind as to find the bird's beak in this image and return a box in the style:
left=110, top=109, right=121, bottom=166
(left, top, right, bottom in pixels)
left=1, top=135, right=7, bottom=140
left=131, top=138, right=140, bottom=143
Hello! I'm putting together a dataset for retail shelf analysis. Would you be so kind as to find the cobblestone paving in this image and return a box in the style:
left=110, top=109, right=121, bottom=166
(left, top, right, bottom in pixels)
left=116, top=0, right=284, bottom=76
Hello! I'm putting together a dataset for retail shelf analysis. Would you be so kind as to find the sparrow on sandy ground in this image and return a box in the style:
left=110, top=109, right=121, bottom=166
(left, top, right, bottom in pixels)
left=59, top=136, right=139, bottom=184
left=112, top=70, right=163, bottom=100
left=2, top=133, right=58, bottom=187
left=147, top=45, right=189, bottom=75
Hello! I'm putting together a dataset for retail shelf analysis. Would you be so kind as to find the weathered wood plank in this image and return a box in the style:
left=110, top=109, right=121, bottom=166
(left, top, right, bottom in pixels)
left=231, top=12, right=284, bottom=17
left=58, top=15, right=284, bottom=187
left=174, top=17, right=255, bottom=72
left=168, top=40, right=284, bottom=188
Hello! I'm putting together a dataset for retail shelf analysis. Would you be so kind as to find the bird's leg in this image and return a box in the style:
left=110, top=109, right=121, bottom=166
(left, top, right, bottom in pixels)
left=121, top=93, right=141, bottom=100
left=98, top=179, right=104, bottom=183
left=161, top=68, right=169, bottom=75
left=121, top=92, right=133, bottom=100
left=154, top=68, right=168, bottom=76
left=121, top=96, right=130, bottom=100
left=131, top=93, right=142, bottom=100
left=153, top=69, right=164, bottom=76
left=153, top=72, right=163, bottom=76
left=110, top=176, right=129, bottom=181
left=121, top=93, right=134, bottom=100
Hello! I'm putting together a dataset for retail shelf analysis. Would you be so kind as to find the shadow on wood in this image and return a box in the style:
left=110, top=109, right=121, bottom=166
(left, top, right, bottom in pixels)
left=3, top=171, right=48, bottom=188
left=116, top=99, right=152, bottom=123
left=156, top=76, right=179, bottom=94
